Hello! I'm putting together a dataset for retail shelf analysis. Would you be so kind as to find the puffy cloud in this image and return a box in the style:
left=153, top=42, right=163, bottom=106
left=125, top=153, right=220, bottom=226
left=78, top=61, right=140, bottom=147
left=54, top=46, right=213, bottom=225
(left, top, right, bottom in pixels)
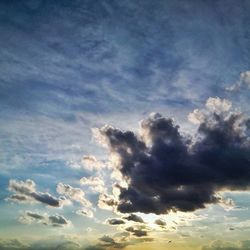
left=123, top=214, right=144, bottom=223
left=56, top=183, right=91, bottom=207
left=125, top=226, right=148, bottom=237
left=107, top=218, right=125, bottom=225
left=19, top=211, right=70, bottom=227
left=80, top=176, right=105, bottom=193
left=92, top=97, right=250, bottom=214
left=81, top=155, right=104, bottom=171
left=98, top=193, right=118, bottom=211
left=226, top=71, right=250, bottom=91
left=0, top=238, right=82, bottom=250
left=8, top=179, right=60, bottom=207
left=155, top=219, right=166, bottom=227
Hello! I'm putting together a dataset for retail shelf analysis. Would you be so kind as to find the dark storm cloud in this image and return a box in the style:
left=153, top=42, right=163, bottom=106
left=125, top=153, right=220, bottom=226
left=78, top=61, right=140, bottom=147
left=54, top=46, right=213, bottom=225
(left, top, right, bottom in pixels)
left=107, top=218, right=125, bottom=225
left=123, top=214, right=144, bottom=223
left=8, top=179, right=61, bottom=207
left=94, top=98, right=250, bottom=214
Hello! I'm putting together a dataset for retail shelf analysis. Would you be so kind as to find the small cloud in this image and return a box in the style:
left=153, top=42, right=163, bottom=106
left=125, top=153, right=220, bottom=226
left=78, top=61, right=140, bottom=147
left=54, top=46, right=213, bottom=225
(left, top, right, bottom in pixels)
left=57, top=182, right=91, bottom=207
left=8, top=179, right=61, bottom=207
left=155, top=219, right=166, bottom=227
left=107, top=218, right=125, bottom=225
left=76, top=209, right=94, bottom=218
left=125, top=226, right=148, bottom=237
left=226, top=71, right=250, bottom=91
left=81, top=155, right=104, bottom=171
left=19, top=211, right=70, bottom=227
left=123, top=214, right=144, bottom=223
left=80, top=176, right=105, bottom=193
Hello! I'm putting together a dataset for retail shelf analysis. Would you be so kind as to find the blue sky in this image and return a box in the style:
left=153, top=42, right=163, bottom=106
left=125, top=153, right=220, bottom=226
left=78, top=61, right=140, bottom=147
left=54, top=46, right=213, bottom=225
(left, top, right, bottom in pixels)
left=1, top=1, right=250, bottom=249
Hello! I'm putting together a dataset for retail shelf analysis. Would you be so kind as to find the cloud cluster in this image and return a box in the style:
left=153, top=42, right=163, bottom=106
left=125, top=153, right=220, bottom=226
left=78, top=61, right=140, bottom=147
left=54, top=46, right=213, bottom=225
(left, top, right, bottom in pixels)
left=94, top=97, right=250, bottom=214
left=0, top=238, right=81, bottom=250
left=123, top=214, right=144, bottom=223
left=155, top=219, right=166, bottom=227
left=80, top=176, right=105, bottom=193
left=19, top=211, right=70, bottom=227
left=125, top=226, right=148, bottom=237
left=56, top=183, right=91, bottom=207
left=107, top=218, right=125, bottom=225
left=8, top=179, right=61, bottom=207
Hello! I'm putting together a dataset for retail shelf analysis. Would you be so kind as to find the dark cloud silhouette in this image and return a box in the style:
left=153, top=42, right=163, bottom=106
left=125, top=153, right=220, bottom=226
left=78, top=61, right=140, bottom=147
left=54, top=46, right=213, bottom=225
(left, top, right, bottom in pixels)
left=8, top=179, right=60, bottom=207
left=123, top=214, right=144, bottom=223
left=94, top=98, right=250, bottom=214
left=107, top=218, right=125, bottom=225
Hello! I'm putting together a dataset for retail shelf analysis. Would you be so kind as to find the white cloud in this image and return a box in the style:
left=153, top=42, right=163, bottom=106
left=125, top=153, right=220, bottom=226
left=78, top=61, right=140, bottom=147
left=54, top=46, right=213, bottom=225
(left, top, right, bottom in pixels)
left=56, top=183, right=91, bottom=207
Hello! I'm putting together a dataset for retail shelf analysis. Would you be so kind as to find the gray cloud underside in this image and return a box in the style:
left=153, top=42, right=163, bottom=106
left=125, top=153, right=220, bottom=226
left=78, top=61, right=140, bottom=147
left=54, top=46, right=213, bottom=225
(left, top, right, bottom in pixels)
left=8, top=179, right=60, bottom=207
left=96, top=99, right=250, bottom=214
left=20, top=211, right=70, bottom=227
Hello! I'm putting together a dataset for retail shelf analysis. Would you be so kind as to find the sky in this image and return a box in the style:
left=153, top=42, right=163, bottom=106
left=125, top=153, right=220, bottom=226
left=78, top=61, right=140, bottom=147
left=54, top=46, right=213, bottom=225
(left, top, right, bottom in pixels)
left=1, top=0, right=250, bottom=249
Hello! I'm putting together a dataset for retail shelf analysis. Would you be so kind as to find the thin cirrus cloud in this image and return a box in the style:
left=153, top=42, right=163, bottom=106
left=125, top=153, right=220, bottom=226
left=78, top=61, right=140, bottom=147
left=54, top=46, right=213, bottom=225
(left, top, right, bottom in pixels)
left=226, top=70, right=250, bottom=92
left=93, top=97, right=250, bottom=215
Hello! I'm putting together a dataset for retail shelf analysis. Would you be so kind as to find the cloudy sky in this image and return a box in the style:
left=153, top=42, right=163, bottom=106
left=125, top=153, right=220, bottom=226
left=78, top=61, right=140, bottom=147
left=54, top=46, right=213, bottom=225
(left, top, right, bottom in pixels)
left=1, top=0, right=250, bottom=249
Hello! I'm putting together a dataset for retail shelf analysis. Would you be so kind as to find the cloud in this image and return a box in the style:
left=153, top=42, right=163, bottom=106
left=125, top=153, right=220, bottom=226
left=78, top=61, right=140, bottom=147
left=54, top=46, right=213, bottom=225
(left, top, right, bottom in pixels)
left=123, top=214, right=144, bottom=223
left=155, top=219, right=166, bottom=226
left=56, top=182, right=91, bottom=207
left=76, top=208, right=94, bottom=218
left=92, top=97, right=250, bottom=214
left=0, top=238, right=81, bottom=250
left=86, top=232, right=153, bottom=250
left=0, top=239, right=30, bottom=250
left=81, top=156, right=105, bottom=172
left=54, top=241, right=81, bottom=250
left=8, top=179, right=61, bottom=207
left=80, top=176, right=105, bottom=193
left=19, top=211, right=70, bottom=227
left=107, top=218, right=125, bottom=225
left=98, top=193, right=118, bottom=211
left=125, top=226, right=148, bottom=237
left=226, top=71, right=250, bottom=91
left=202, top=240, right=250, bottom=250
